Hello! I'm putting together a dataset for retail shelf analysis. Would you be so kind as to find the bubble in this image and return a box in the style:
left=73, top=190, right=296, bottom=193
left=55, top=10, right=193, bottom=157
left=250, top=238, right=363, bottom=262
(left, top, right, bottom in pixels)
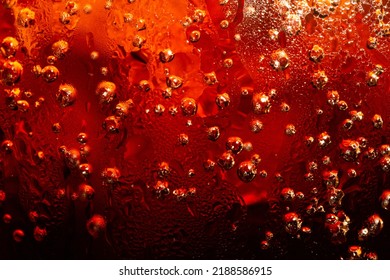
left=42, top=65, right=59, bottom=83
left=215, top=93, right=231, bottom=110
left=132, top=35, right=146, bottom=48
left=317, top=132, right=331, bottom=148
left=169, top=106, right=178, bottom=116
left=204, top=72, right=218, bottom=85
left=1, top=0, right=17, bottom=8
left=65, top=1, right=79, bottom=15
left=173, top=188, right=189, bottom=201
left=1, top=140, right=14, bottom=153
left=16, top=100, right=29, bottom=112
left=251, top=154, right=261, bottom=166
left=309, top=45, right=325, bottom=63
left=296, top=192, right=305, bottom=199
left=259, top=170, right=268, bottom=178
left=358, top=227, right=369, bottom=241
left=223, top=58, right=233, bottom=68
left=280, top=102, right=290, bottom=112
left=159, top=49, right=175, bottom=63
left=180, top=97, right=197, bottom=116
left=178, top=133, right=189, bottom=145
left=367, top=37, right=377, bottom=49
left=56, top=83, right=76, bottom=107
left=135, top=18, right=146, bottom=31
left=79, top=163, right=93, bottom=178
left=326, top=90, right=339, bottom=106
left=357, top=137, right=367, bottom=148
left=270, top=49, right=289, bottom=71
left=366, top=214, right=383, bottom=237
left=367, top=71, right=379, bottom=86
left=64, top=149, right=81, bottom=169
left=325, top=211, right=350, bottom=244
left=379, top=156, right=390, bottom=172
left=341, top=119, right=353, bottom=131
left=52, top=123, right=62, bottom=133
left=268, top=29, right=279, bottom=41
left=192, top=9, right=206, bottom=23
left=339, top=139, right=361, bottom=161
left=86, top=215, right=107, bottom=238
left=226, top=137, right=244, bottom=155
left=33, top=226, right=47, bottom=242
left=101, top=167, right=121, bottom=186
left=283, top=212, right=302, bottom=235
left=1, top=60, right=23, bottom=85
left=372, top=114, right=383, bottom=129
left=138, top=80, right=150, bottom=92
left=102, top=116, right=121, bottom=133
left=189, top=30, right=201, bottom=42
left=13, top=229, right=25, bottom=242
left=328, top=188, right=344, bottom=207
left=307, top=161, right=318, bottom=171
left=250, top=119, right=263, bottom=133
left=203, top=159, right=216, bottom=171
left=237, top=160, right=257, bottom=182
left=115, top=99, right=134, bottom=119
left=283, top=13, right=301, bottom=35
left=78, top=184, right=95, bottom=200
left=220, top=20, right=229, bottom=29
left=323, top=170, right=339, bottom=188
left=347, top=169, right=357, bottom=178
left=365, top=252, right=378, bottom=260
left=217, top=151, right=235, bottom=170
left=364, top=147, right=378, bottom=160
left=207, top=126, right=220, bottom=141
left=123, top=12, right=133, bottom=23
left=312, top=70, right=328, bottom=89
left=52, top=40, right=69, bottom=59
left=153, top=181, right=170, bottom=198
left=252, top=93, right=271, bottom=114
left=285, top=124, right=296, bottom=136
left=347, top=246, right=362, bottom=260
left=280, top=188, right=295, bottom=201
left=3, top=213, right=11, bottom=223
left=17, top=8, right=35, bottom=27
left=96, top=81, right=116, bottom=104
left=0, top=190, right=5, bottom=203
left=59, top=12, right=71, bottom=25
left=157, top=162, right=170, bottom=178
left=260, top=240, right=270, bottom=250
left=166, top=75, right=183, bottom=89
left=380, top=190, right=390, bottom=210
left=162, top=88, right=172, bottom=99
left=154, top=104, right=165, bottom=115
left=1, top=37, right=19, bottom=58
left=304, top=136, right=314, bottom=146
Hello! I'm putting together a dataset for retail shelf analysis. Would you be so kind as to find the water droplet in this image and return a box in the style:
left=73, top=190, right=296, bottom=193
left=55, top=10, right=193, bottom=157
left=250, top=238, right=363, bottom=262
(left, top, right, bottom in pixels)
left=270, top=49, right=289, bottom=71
left=42, top=65, right=59, bottom=83
left=207, top=126, right=220, bottom=141
left=86, top=215, right=107, bottom=238
left=96, top=81, right=116, bottom=104
left=180, top=97, right=197, bottom=116
left=237, top=160, right=257, bottom=182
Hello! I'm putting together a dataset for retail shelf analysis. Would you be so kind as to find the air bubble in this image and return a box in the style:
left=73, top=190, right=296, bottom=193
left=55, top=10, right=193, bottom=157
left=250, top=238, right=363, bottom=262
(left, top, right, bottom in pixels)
left=1, top=60, right=23, bottom=85
left=52, top=40, right=69, bottom=59
left=270, top=49, right=289, bottom=71
left=312, top=70, right=328, bottom=89
left=86, top=215, right=107, bottom=238
left=215, top=93, right=230, bottom=109
left=159, top=49, right=175, bottom=63
left=217, top=151, right=235, bottom=170
left=252, top=93, right=271, bottom=114
left=42, top=66, right=59, bottom=83
left=207, top=126, right=220, bottom=141
left=226, top=137, right=244, bottom=154
left=283, top=212, right=302, bottom=235
left=17, top=8, right=35, bottom=27
left=309, top=45, right=325, bottom=63
left=96, top=81, right=116, bottom=104
left=1, top=37, right=19, bottom=58
left=180, top=97, right=197, bottom=116
left=237, top=160, right=257, bottom=182
left=57, top=83, right=76, bottom=107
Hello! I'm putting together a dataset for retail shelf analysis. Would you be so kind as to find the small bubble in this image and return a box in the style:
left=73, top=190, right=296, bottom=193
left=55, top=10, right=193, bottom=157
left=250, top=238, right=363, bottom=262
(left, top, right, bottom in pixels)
left=217, top=151, right=235, bottom=170
left=234, top=34, right=241, bottom=41
left=251, top=154, right=261, bottom=166
left=285, top=124, right=296, bottom=136
left=243, top=142, right=253, bottom=151
left=159, top=49, right=175, bottom=63
left=309, top=45, right=325, bottom=63
left=283, top=13, right=302, bottom=35
left=268, top=29, right=279, bottom=41
left=102, top=116, right=121, bottom=133
left=189, top=30, right=201, bottom=42
left=339, top=139, right=360, bottom=161
left=317, top=132, right=331, bottom=148
left=223, top=58, right=233, bottom=68
left=323, top=170, right=339, bottom=188
left=138, top=80, right=150, bottom=92
left=83, top=4, right=92, bottom=14
left=52, top=40, right=69, bottom=59
left=18, top=8, right=35, bottom=27
left=59, top=12, right=71, bottom=25
left=347, top=169, right=357, bottom=178
left=367, top=37, right=377, bottom=49
left=280, top=188, right=295, bottom=201
left=366, top=214, right=383, bottom=237
left=204, top=72, right=218, bottom=85
left=166, top=75, right=183, bottom=89
left=207, top=126, right=220, bottom=141
left=260, top=240, right=270, bottom=250
left=220, top=20, right=229, bottom=29
left=3, top=214, right=11, bottom=224
left=1, top=37, right=19, bottom=58
left=250, top=119, right=263, bottom=133
left=132, top=35, right=146, bottom=48
left=162, top=88, right=172, bottom=99
left=86, top=215, right=107, bottom=238
left=78, top=184, right=95, bottom=200
left=1, top=140, right=14, bottom=153
left=379, top=156, right=390, bottom=172
left=372, top=114, right=383, bottom=129
left=101, top=167, right=121, bottom=186
left=65, top=1, right=79, bottom=15
left=305, top=136, right=314, bottom=146
left=192, top=9, right=206, bottom=23
left=203, top=159, right=216, bottom=171
left=215, top=93, right=230, bottom=109
left=284, top=212, right=302, bottom=235
left=252, top=93, right=271, bottom=114
left=296, top=192, right=305, bottom=199
left=42, top=65, right=59, bottom=83
left=153, top=181, right=170, bottom=198
left=33, top=226, right=47, bottom=242
left=259, top=170, right=268, bottom=178
left=169, top=106, right=178, bottom=116
left=181, top=97, right=197, bottom=116
left=90, top=51, right=99, bottom=60
left=135, top=18, right=146, bottom=31
left=0, top=190, right=5, bottom=203
left=347, top=246, right=362, bottom=260
left=96, top=81, right=116, bottom=104
left=327, top=90, right=339, bottom=106
left=114, top=100, right=133, bottom=118
left=79, top=163, right=93, bottom=178
left=280, top=103, right=290, bottom=112
left=380, top=190, right=390, bottom=210
left=57, top=83, right=77, bottom=107
left=226, top=137, right=244, bottom=154
left=13, top=229, right=25, bottom=242
left=1, top=60, right=23, bottom=85
left=154, top=104, right=165, bottom=115
left=237, top=160, right=257, bottom=182
left=178, top=133, right=189, bottom=145
left=16, top=100, right=29, bottom=112
left=123, top=13, right=133, bottom=23
left=312, top=70, right=328, bottom=89
left=270, top=49, right=289, bottom=71
left=367, top=71, right=379, bottom=86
